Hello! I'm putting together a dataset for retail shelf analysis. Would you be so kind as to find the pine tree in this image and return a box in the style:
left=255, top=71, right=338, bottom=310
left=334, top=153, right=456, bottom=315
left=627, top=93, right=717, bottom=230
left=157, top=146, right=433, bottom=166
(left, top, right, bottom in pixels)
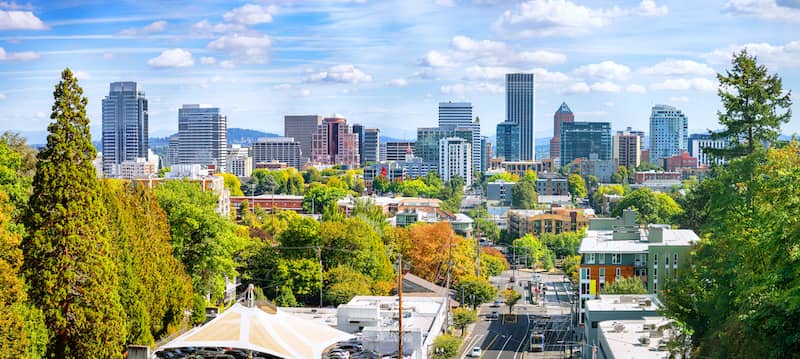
left=22, top=69, right=125, bottom=358
left=709, top=49, right=792, bottom=159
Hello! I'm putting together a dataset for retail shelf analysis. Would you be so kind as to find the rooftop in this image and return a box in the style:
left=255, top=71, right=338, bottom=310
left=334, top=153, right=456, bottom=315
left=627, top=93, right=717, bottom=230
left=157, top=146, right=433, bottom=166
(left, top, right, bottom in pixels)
left=598, top=317, right=674, bottom=359
left=585, top=295, right=661, bottom=312
left=340, top=296, right=446, bottom=333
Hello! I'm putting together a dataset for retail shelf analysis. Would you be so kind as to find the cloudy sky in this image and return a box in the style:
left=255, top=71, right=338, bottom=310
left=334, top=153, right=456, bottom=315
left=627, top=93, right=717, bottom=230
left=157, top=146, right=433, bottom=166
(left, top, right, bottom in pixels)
left=0, top=0, right=798, bottom=143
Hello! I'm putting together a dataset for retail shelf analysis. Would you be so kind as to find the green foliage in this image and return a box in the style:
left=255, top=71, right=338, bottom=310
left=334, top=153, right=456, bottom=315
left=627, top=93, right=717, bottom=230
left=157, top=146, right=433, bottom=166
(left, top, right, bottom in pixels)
left=0, top=191, right=33, bottom=357
left=539, top=231, right=583, bottom=258
left=511, top=180, right=537, bottom=209
left=248, top=168, right=305, bottom=196
left=636, top=162, right=662, bottom=172
left=486, top=172, right=519, bottom=183
left=323, top=265, right=372, bottom=306
left=567, top=174, right=587, bottom=202
left=591, top=184, right=624, bottom=211
left=157, top=166, right=170, bottom=178
left=501, top=288, right=522, bottom=313
left=154, top=180, right=248, bottom=301
left=219, top=173, right=244, bottom=196
left=22, top=69, right=126, bottom=358
left=708, top=49, right=792, bottom=159
left=190, top=294, right=207, bottom=325
left=372, top=175, right=390, bottom=194
left=563, top=255, right=581, bottom=284
left=453, top=275, right=497, bottom=310
left=431, top=334, right=461, bottom=359
left=303, top=183, right=348, bottom=214
left=662, top=143, right=800, bottom=357
left=278, top=215, right=322, bottom=251
left=321, top=218, right=394, bottom=282
left=611, top=188, right=683, bottom=224
left=480, top=253, right=507, bottom=277
left=452, top=308, right=477, bottom=336
left=272, top=258, right=322, bottom=301
left=0, top=133, right=34, bottom=216
left=512, top=234, right=554, bottom=270
left=100, top=180, right=193, bottom=345
left=611, top=166, right=631, bottom=184
left=601, top=277, right=647, bottom=295
left=439, top=176, right=464, bottom=213
left=274, top=286, right=298, bottom=307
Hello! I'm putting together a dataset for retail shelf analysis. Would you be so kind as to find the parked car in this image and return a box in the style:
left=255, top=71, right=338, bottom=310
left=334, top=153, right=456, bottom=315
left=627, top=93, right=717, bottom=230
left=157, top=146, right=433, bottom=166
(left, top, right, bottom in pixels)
left=469, top=346, right=481, bottom=357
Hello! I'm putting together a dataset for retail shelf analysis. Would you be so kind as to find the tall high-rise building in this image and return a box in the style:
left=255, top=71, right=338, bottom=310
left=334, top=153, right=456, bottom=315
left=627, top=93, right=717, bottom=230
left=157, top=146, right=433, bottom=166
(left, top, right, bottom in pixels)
left=310, top=115, right=360, bottom=168
left=252, top=137, right=303, bottom=169
left=415, top=127, right=473, bottom=164
left=480, top=136, right=488, bottom=172
left=613, top=128, right=642, bottom=168
left=549, top=102, right=574, bottom=163
left=439, top=137, right=472, bottom=187
left=438, top=101, right=480, bottom=171
left=495, top=121, right=520, bottom=161
left=506, top=73, right=535, bottom=160
left=177, top=104, right=227, bottom=171
left=363, top=128, right=380, bottom=163
left=352, top=123, right=366, bottom=166
left=384, top=141, right=415, bottom=162
left=560, top=122, right=611, bottom=166
left=688, top=133, right=728, bottom=167
left=102, top=81, right=149, bottom=175
left=166, top=135, right=179, bottom=167
left=226, top=144, right=252, bottom=177
left=649, top=104, right=688, bottom=164
left=284, top=115, right=323, bottom=165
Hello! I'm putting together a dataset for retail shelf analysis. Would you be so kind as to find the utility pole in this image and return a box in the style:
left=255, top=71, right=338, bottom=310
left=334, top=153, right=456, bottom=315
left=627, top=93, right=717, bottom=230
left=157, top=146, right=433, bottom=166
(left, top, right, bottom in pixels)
left=444, top=233, right=453, bottom=334
left=317, top=246, right=323, bottom=308
left=397, top=254, right=403, bottom=358
left=475, top=219, right=481, bottom=278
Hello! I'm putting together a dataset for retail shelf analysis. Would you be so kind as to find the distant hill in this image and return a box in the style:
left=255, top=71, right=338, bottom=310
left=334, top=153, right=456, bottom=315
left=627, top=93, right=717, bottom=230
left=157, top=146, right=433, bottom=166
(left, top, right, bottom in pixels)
left=147, top=128, right=281, bottom=150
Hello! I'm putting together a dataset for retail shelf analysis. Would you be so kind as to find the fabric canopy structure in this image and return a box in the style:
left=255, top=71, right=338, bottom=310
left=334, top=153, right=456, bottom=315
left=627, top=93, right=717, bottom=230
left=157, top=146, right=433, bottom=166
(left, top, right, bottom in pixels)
left=157, top=303, right=354, bottom=358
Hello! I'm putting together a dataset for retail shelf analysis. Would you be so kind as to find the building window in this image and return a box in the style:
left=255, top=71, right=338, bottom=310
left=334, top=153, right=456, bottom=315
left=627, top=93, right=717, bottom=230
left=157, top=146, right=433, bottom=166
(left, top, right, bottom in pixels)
left=653, top=281, right=658, bottom=293
left=588, top=253, right=595, bottom=264
left=673, top=253, right=678, bottom=268
left=653, top=253, right=658, bottom=266
left=611, top=253, right=621, bottom=264
left=581, top=268, right=590, bottom=280
left=598, top=253, right=605, bottom=264
left=599, top=268, right=605, bottom=278
left=615, top=267, right=621, bottom=278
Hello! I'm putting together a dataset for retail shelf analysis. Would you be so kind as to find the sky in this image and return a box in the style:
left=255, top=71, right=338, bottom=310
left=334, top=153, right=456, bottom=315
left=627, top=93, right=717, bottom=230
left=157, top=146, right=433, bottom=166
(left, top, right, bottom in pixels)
left=0, top=0, right=798, bottom=144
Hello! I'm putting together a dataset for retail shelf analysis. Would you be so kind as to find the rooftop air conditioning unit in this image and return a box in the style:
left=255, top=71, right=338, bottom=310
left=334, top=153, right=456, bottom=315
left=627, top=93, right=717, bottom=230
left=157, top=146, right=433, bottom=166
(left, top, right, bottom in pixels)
left=638, top=336, right=650, bottom=345
left=613, top=323, right=625, bottom=333
left=642, top=323, right=656, bottom=331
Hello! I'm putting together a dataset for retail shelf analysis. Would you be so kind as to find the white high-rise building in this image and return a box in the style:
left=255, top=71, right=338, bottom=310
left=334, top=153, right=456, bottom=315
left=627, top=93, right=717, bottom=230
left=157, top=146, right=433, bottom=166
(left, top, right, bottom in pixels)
left=438, top=137, right=472, bottom=187
left=177, top=104, right=227, bottom=172
left=438, top=102, right=480, bottom=172
left=689, top=134, right=728, bottom=167
left=102, top=81, right=148, bottom=175
left=649, top=104, right=688, bottom=164
left=226, top=144, right=252, bottom=177
left=506, top=73, right=535, bottom=161
left=252, top=137, right=303, bottom=169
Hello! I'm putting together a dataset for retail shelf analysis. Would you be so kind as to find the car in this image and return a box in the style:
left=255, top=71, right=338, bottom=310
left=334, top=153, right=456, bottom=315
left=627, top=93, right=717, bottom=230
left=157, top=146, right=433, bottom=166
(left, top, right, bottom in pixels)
left=488, top=311, right=499, bottom=319
left=469, top=346, right=481, bottom=357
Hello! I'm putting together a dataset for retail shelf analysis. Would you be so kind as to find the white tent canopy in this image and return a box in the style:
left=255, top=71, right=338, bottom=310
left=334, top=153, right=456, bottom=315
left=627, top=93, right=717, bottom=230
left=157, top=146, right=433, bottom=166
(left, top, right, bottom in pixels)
left=157, top=303, right=354, bottom=358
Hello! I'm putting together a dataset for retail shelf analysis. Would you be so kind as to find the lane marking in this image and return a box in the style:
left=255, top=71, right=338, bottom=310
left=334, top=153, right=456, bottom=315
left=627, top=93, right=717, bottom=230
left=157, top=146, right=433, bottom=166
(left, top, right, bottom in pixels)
left=513, top=313, right=530, bottom=359
left=478, top=333, right=500, bottom=359
left=495, top=334, right=514, bottom=359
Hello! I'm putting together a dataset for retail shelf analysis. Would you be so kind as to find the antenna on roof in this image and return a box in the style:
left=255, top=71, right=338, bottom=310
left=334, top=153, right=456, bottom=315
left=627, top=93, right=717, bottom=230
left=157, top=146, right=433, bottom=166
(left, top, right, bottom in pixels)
left=246, top=284, right=255, bottom=308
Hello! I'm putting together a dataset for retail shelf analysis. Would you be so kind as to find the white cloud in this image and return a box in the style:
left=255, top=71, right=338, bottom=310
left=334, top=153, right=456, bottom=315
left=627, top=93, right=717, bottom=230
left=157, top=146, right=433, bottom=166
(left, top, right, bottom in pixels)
left=724, top=0, right=800, bottom=22
left=463, top=65, right=514, bottom=80
left=0, top=93, right=6, bottom=100
left=299, top=89, right=312, bottom=97
left=0, top=47, right=39, bottom=61
left=651, top=78, right=717, bottom=92
left=273, top=83, right=292, bottom=90
left=118, top=20, right=167, bottom=36
left=703, top=41, right=800, bottom=68
left=220, top=60, right=235, bottom=69
left=451, top=35, right=506, bottom=52
left=223, top=4, right=276, bottom=25
left=494, top=0, right=667, bottom=38
left=208, top=34, right=272, bottom=64
left=563, top=82, right=590, bottom=94
left=200, top=56, right=217, bottom=65
left=530, top=68, right=570, bottom=84
left=192, top=20, right=247, bottom=35
left=0, top=10, right=46, bottom=30
left=103, top=53, right=113, bottom=60
left=388, top=78, right=408, bottom=87
left=670, top=96, right=689, bottom=102
left=639, top=59, right=715, bottom=76
left=516, top=50, right=567, bottom=65
left=590, top=81, right=621, bottom=93
left=73, top=70, right=90, bottom=80
left=147, top=48, right=194, bottom=68
left=0, top=2, right=33, bottom=10
left=435, top=0, right=457, bottom=6
left=574, top=60, right=630, bottom=80
left=418, top=50, right=456, bottom=68
left=604, top=101, right=615, bottom=107
left=637, top=0, right=668, bottom=16
left=307, top=64, right=372, bottom=84
left=625, top=84, right=647, bottom=93
left=440, top=82, right=504, bottom=94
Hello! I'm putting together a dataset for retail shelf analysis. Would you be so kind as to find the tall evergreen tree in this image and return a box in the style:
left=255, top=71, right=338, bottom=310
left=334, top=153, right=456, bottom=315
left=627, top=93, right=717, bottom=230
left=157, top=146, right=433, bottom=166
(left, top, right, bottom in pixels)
left=22, top=69, right=125, bottom=358
left=709, top=49, right=792, bottom=159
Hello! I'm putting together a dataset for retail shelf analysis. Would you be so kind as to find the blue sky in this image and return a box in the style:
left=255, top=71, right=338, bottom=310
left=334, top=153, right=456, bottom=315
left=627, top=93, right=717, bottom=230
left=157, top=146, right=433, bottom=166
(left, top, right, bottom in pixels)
left=0, top=0, right=798, bottom=143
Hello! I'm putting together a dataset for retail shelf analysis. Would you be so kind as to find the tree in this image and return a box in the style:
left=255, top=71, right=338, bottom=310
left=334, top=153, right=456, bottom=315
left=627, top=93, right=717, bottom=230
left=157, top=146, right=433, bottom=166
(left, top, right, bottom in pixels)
left=22, top=69, right=126, bottom=358
left=431, top=334, right=461, bottom=359
left=708, top=49, right=792, bottom=159
left=303, top=183, right=348, bottom=214
left=272, top=258, right=322, bottom=304
left=453, top=275, right=497, bottom=310
left=601, top=277, right=647, bottom=295
left=511, top=180, right=537, bottom=209
left=452, top=308, right=477, bottom=336
left=323, top=265, right=372, bottom=306
left=372, top=174, right=390, bottom=194
left=611, top=188, right=683, bottom=224
left=219, top=173, right=244, bottom=196
left=513, top=234, right=553, bottom=269
left=0, top=191, right=33, bottom=357
left=562, top=255, right=581, bottom=284
left=480, top=253, right=508, bottom=277
left=501, top=288, right=522, bottom=314
left=321, top=218, right=394, bottom=282
left=567, top=174, right=586, bottom=203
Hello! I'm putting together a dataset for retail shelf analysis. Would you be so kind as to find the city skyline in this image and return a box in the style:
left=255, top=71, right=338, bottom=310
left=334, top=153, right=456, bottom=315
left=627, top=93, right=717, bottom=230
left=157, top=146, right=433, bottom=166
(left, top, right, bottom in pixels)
left=0, top=0, right=799, bottom=144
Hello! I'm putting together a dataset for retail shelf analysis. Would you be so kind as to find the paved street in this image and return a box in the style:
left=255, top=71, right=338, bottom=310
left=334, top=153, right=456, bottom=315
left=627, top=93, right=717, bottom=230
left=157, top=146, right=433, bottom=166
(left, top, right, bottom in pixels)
left=461, top=268, right=579, bottom=359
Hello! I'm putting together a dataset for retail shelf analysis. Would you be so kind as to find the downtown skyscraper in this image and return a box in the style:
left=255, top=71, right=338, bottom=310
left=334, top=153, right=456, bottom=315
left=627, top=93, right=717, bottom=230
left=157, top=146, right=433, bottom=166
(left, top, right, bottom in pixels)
left=506, top=73, right=535, bottom=161
left=550, top=102, right=574, bottom=165
left=439, top=101, right=480, bottom=172
left=649, top=104, right=688, bottom=164
left=177, top=104, right=227, bottom=171
left=101, top=81, right=148, bottom=175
